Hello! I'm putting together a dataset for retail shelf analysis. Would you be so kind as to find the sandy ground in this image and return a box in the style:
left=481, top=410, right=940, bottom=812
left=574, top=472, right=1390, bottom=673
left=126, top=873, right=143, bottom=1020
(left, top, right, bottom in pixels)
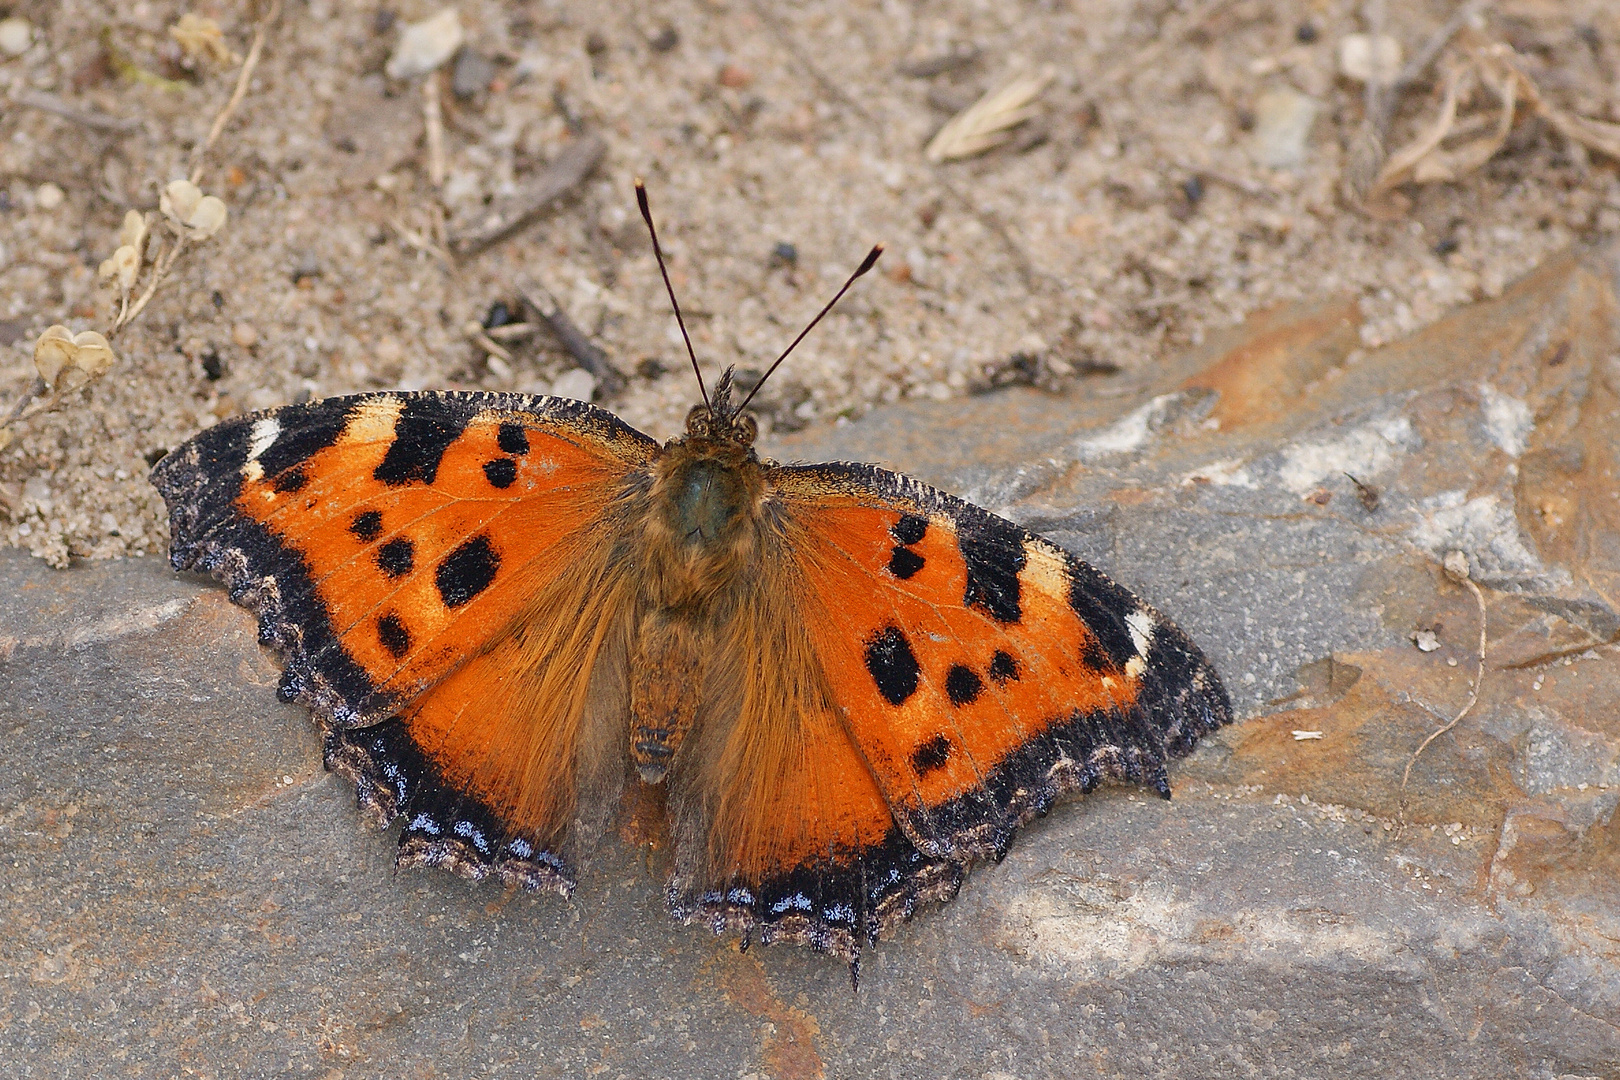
left=1, top=0, right=1617, bottom=565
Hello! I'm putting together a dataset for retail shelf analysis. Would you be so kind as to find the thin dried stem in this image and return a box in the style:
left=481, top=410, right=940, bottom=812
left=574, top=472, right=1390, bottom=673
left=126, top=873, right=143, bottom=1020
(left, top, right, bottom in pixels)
left=111, top=235, right=187, bottom=339
left=424, top=76, right=447, bottom=188
left=1398, top=569, right=1487, bottom=833
left=191, top=0, right=281, bottom=185
left=0, top=376, right=47, bottom=430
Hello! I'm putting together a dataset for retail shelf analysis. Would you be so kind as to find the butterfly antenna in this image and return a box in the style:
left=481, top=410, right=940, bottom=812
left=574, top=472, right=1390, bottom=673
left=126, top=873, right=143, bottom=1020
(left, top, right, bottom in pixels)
left=735, top=243, right=883, bottom=415
left=636, top=179, right=710, bottom=414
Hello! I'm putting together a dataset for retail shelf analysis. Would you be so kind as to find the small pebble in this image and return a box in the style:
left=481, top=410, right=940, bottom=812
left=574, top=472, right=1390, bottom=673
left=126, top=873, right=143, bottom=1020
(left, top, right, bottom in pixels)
left=1338, top=34, right=1402, bottom=85
left=770, top=241, right=798, bottom=268
left=718, top=65, right=753, bottom=89
left=232, top=322, right=259, bottom=348
left=386, top=8, right=463, bottom=80
left=1182, top=175, right=1205, bottom=205
left=1295, top=22, right=1319, bottom=44
left=585, top=31, right=609, bottom=57
left=452, top=46, right=496, bottom=99
left=35, top=182, right=64, bottom=210
left=646, top=24, right=678, bottom=53
left=0, top=16, right=31, bottom=57
left=201, top=349, right=225, bottom=381
left=1251, top=88, right=1318, bottom=169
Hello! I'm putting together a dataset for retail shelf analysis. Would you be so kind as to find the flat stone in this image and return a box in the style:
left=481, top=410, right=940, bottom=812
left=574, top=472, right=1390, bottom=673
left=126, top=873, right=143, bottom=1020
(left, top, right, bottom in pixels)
left=5, top=245, right=1620, bottom=1076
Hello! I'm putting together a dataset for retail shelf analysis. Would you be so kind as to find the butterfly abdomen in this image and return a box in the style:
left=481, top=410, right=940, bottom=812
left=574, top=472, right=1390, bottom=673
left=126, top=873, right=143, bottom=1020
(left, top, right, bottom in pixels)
left=630, top=433, right=775, bottom=782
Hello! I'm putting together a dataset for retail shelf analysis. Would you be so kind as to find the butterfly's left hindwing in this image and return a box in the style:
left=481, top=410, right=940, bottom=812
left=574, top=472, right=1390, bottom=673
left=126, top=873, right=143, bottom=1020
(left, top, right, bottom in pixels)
left=153, top=391, right=656, bottom=892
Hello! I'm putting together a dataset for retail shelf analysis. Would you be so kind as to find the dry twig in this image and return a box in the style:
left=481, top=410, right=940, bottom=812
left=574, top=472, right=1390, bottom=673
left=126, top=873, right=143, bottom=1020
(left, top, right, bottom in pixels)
left=190, top=0, right=281, bottom=186
left=423, top=75, right=447, bottom=189
left=1397, top=551, right=1487, bottom=833
left=450, top=135, right=606, bottom=256
left=516, top=279, right=626, bottom=397
left=11, top=89, right=140, bottom=133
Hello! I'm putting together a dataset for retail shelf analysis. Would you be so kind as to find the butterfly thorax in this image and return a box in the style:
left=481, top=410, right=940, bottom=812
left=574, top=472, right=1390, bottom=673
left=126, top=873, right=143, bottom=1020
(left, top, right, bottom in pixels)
left=631, top=405, right=769, bottom=782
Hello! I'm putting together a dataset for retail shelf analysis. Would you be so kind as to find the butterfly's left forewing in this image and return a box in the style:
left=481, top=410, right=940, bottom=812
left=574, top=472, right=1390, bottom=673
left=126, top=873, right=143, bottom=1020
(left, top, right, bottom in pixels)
left=771, top=463, right=1232, bottom=863
left=153, top=391, right=657, bottom=891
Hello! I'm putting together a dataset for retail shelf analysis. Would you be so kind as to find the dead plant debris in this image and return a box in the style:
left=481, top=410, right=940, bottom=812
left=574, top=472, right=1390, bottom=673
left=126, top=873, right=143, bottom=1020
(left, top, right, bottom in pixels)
left=0, top=0, right=1617, bottom=566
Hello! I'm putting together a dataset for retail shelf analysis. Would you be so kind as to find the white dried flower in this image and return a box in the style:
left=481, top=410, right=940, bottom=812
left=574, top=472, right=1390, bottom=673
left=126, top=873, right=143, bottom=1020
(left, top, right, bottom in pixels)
left=160, top=179, right=228, bottom=240
left=99, top=245, right=140, bottom=291
left=119, top=209, right=149, bottom=253
left=33, top=325, right=117, bottom=394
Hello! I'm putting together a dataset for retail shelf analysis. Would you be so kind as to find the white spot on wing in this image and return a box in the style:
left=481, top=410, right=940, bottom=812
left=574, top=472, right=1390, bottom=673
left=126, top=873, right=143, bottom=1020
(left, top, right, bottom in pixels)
left=1125, top=609, right=1156, bottom=656
left=246, top=417, right=280, bottom=462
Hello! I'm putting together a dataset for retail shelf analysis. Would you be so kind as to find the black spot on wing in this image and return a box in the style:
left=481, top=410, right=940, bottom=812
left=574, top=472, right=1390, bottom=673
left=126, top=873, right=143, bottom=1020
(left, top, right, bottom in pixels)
left=890, top=514, right=928, bottom=546
left=483, top=458, right=517, bottom=489
left=989, top=650, right=1019, bottom=683
left=864, top=625, right=920, bottom=706
left=959, top=519, right=1024, bottom=623
left=377, top=612, right=411, bottom=658
left=888, top=546, right=925, bottom=579
left=911, top=734, right=953, bottom=776
left=436, top=534, right=499, bottom=608
left=350, top=510, right=383, bottom=543
left=1067, top=560, right=1141, bottom=667
left=255, top=397, right=356, bottom=478
left=374, top=395, right=475, bottom=486
left=272, top=466, right=308, bottom=493
left=376, top=537, right=415, bottom=578
left=497, top=422, right=530, bottom=456
left=945, top=664, right=982, bottom=706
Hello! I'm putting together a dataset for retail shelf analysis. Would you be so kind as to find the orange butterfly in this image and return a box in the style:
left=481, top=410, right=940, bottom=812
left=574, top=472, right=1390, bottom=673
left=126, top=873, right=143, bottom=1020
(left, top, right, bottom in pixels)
left=152, top=184, right=1229, bottom=981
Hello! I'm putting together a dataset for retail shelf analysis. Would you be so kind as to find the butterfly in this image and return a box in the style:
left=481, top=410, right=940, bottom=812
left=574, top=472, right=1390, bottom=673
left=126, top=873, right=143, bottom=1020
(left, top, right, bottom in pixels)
left=151, top=182, right=1231, bottom=982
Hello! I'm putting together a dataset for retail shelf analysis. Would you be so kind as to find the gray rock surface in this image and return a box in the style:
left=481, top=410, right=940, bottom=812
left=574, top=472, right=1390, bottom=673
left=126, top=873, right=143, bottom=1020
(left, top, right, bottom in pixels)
left=4, top=246, right=1620, bottom=1078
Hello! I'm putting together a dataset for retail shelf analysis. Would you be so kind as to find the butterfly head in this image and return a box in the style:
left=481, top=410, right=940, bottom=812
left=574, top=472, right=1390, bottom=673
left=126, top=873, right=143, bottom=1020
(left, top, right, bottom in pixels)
left=683, top=366, right=759, bottom=449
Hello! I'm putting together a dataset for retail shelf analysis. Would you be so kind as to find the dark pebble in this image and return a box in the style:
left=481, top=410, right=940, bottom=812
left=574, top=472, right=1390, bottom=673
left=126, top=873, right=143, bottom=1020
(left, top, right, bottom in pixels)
left=1295, top=22, right=1318, bottom=43
left=483, top=301, right=513, bottom=329
left=452, top=46, right=496, bottom=100
left=771, top=242, right=798, bottom=268
left=647, top=24, right=678, bottom=53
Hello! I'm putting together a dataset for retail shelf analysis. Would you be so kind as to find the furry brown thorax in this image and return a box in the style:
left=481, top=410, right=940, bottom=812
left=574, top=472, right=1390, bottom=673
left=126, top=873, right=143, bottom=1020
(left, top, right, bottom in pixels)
left=632, top=372, right=769, bottom=782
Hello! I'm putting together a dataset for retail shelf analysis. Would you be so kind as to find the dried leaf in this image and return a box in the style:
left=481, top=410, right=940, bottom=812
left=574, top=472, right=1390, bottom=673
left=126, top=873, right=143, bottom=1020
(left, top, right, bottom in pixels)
left=1367, top=35, right=1620, bottom=204
left=925, top=70, right=1053, bottom=163
left=169, top=13, right=238, bottom=66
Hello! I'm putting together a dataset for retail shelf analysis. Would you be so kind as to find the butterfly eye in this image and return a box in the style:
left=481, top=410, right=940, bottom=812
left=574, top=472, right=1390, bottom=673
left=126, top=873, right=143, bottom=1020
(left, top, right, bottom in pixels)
left=685, top=404, right=711, bottom=438
left=730, top=413, right=758, bottom=446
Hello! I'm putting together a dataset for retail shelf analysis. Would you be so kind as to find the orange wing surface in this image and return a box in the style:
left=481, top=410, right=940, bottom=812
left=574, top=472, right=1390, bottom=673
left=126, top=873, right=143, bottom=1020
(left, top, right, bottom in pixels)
left=153, top=391, right=656, bottom=890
